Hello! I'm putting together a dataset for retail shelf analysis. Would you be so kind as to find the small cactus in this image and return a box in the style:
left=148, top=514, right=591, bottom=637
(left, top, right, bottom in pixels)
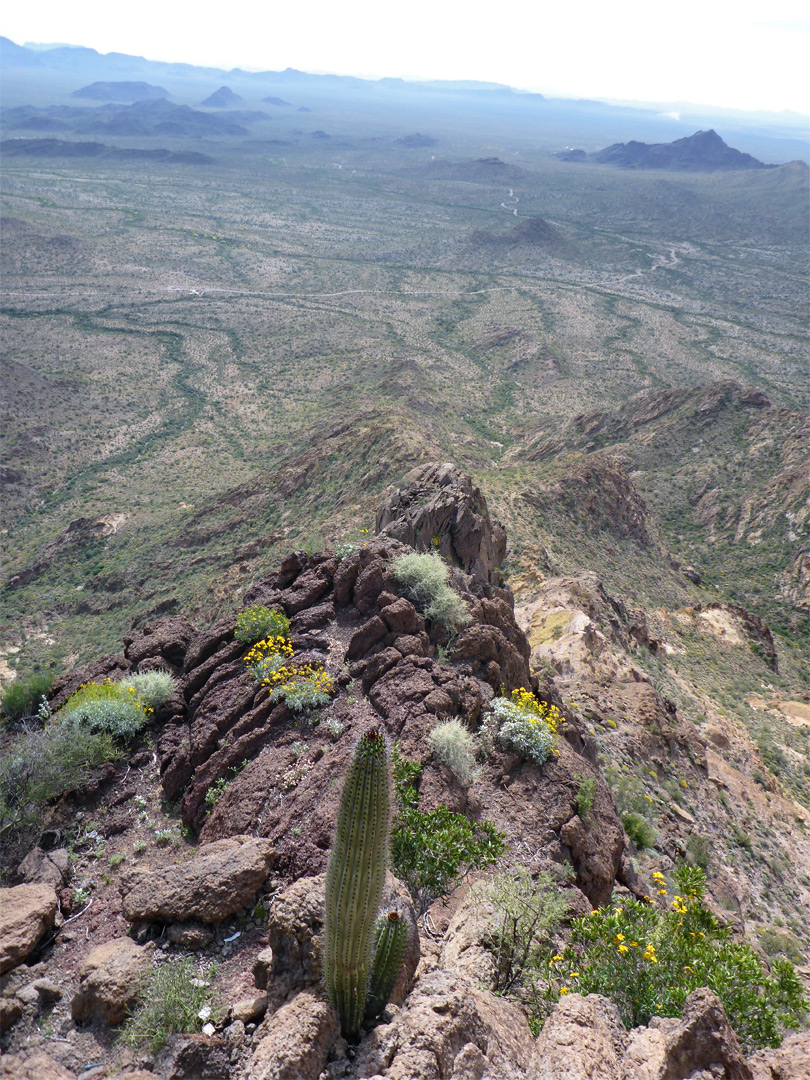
left=365, top=906, right=410, bottom=1021
left=324, top=728, right=390, bottom=1039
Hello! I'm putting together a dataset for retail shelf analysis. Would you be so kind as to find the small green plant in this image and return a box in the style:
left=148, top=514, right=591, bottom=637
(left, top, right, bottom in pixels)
left=428, top=719, right=478, bottom=785
left=483, top=688, right=561, bottom=766
left=480, top=865, right=569, bottom=993
left=533, top=865, right=807, bottom=1050
left=391, top=551, right=470, bottom=634
left=325, top=718, right=345, bottom=741
left=119, top=670, right=177, bottom=709
left=1, top=672, right=53, bottom=724
left=59, top=680, right=152, bottom=740
left=622, top=812, right=657, bottom=851
left=391, top=746, right=504, bottom=914
left=335, top=542, right=357, bottom=560
left=205, top=777, right=230, bottom=810
left=109, top=853, right=125, bottom=868
left=575, top=775, right=596, bottom=821
left=235, top=605, right=290, bottom=646
left=289, top=740, right=306, bottom=759
left=133, top=840, right=147, bottom=855
left=122, top=959, right=221, bottom=1052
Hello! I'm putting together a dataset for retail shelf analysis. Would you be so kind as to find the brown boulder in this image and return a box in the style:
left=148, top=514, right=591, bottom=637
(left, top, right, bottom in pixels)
left=16, top=847, right=71, bottom=888
left=121, top=835, right=274, bottom=924
left=348, top=969, right=534, bottom=1080
left=264, top=872, right=419, bottom=1009
left=0, top=882, right=57, bottom=974
left=71, top=937, right=155, bottom=1026
left=530, top=993, right=627, bottom=1079
left=748, top=1030, right=810, bottom=1080
left=0, top=1052, right=75, bottom=1079
left=620, top=988, right=753, bottom=1080
left=247, top=990, right=339, bottom=1080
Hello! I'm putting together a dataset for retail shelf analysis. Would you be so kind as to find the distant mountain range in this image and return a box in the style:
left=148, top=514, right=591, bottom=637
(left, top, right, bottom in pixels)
left=556, top=129, right=775, bottom=171
left=3, top=99, right=250, bottom=137
left=1, top=136, right=214, bottom=164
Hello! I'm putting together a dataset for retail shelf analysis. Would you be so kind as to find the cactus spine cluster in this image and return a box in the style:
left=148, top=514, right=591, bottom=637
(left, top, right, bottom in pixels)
left=324, top=727, right=391, bottom=1039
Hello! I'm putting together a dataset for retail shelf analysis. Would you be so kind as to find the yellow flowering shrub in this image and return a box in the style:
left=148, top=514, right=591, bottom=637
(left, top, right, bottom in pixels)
left=533, top=865, right=807, bottom=1049
left=483, top=688, right=561, bottom=765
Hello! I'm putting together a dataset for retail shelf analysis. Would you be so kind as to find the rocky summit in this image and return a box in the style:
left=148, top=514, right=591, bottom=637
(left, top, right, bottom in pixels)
left=0, top=468, right=807, bottom=1079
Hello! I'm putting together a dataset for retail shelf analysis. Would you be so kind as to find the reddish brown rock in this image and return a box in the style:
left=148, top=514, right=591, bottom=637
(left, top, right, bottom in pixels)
left=348, top=970, right=534, bottom=1080
left=248, top=990, right=339, bottom=1080
left=375, top=463, right=507, bottom=585
left=530, top=993, right=627, bottom=1079
left=121, top=835, right=274, bottom=924
left=0, top=883, right=58, bottom=974
left=71, top=938, right=155, bottom=1026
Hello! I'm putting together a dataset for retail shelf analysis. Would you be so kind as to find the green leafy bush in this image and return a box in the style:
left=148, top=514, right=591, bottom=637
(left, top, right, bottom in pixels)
left=1, top=672, right=53, bottom=724
left=119, top=670, right=177, bottom=708
left=0, top=722, right=120, bottom=851
left=391, top=552, right=470, bottom=635
left=575, top=775, right=596, bottom=820
left=59, top=680, right=152, bottom=740
left=483, top=688, right=561, bottom=766
left=428, top=719, right=478, bottom=785
left=235, top=605, right=290, bottom=645
left=480, top=865, right=569, bottom=992
left=391, top=746, right=504, bottom=914
left=622, top=811, right=657, bottom=851
left=534, top=865, right=807, bottom=1050
left=122, top=958, right=221, bottom=1052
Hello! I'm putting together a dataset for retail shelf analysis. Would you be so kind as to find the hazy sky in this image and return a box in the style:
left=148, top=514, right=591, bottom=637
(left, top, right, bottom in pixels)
left=4, top=0, right=810, bottom=114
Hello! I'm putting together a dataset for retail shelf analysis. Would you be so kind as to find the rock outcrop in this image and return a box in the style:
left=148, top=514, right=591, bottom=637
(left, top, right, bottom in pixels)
left=376, top=463, right=507, bottom=584
left=0, top=883, right=57, bottom=974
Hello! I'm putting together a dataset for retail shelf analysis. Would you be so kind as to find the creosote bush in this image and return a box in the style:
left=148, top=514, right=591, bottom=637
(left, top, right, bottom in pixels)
left=428, top=719, right=478, bottom=785
left=235, top=605, right=290, bottom=645
left=391, top=551, right=470, bottom=635
left=391, top=746, right=504, bottom=914
left=0, top=722, right=120, bottom=854
left=483, top=688, right=561, bottom=766
left=479, top=864, right=570, bottom=993
left=533, top=865, right=807, bottom=1050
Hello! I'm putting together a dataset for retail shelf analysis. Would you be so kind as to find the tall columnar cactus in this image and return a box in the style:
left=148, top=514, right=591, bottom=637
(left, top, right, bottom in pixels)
left=365, top=906, right=410, bottom=1021
left=324, top=727, right=390, bottom=1039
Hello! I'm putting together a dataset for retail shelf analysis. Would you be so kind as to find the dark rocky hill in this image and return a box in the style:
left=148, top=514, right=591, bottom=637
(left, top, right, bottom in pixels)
left=201, top=86, right=244, bottom=108
left=562, top=129, right=775, bottom=171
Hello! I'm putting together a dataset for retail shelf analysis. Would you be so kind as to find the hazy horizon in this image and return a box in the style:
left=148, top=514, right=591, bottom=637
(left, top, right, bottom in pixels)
left=3, top=0, right=810, bottom=116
